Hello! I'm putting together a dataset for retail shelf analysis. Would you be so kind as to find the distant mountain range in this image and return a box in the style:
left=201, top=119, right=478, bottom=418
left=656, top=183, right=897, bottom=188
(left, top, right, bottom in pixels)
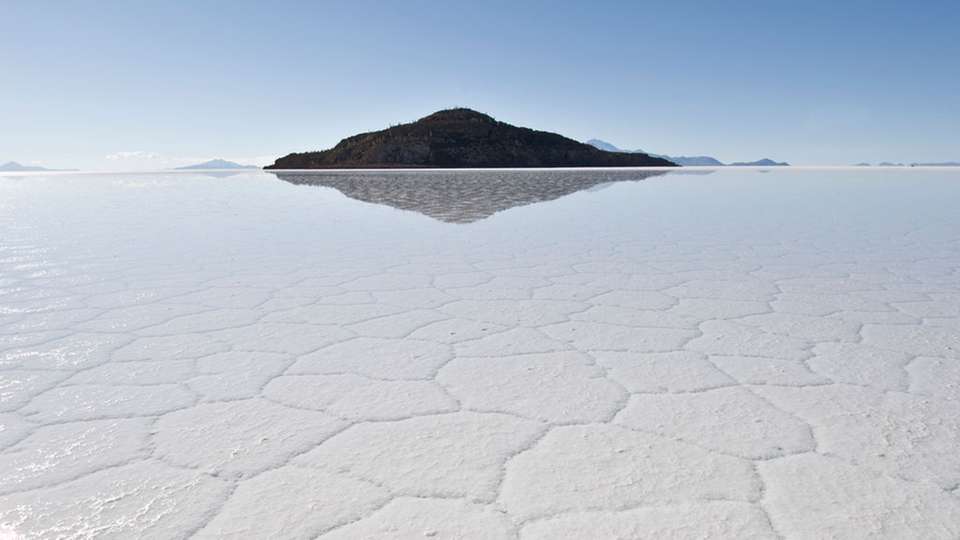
left=584, top=139, right=626, bottom=153
left=664, top=155, right=726, bottom=166
left=728, top=158, right=789, bottom=167
left=0, top=161, right=68, bottom=172
left=856, top=161, right=960, bottom=167
left=175, top=159, right=259, bottom=170
left=267, top=109, right=676, bottom=169
left=585, top=140, right=787, bottom=166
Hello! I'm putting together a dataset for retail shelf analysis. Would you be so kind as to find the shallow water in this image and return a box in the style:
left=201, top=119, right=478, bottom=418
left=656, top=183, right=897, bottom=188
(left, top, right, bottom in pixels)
left=1, top=168, right=959, bottom=538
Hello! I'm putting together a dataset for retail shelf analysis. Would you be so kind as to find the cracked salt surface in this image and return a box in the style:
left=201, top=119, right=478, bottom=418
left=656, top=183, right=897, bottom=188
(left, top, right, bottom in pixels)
left=1, top=167, right=960, bottom=538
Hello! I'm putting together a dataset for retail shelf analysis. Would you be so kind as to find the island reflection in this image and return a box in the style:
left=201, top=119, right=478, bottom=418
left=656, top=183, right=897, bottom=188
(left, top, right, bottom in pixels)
left=271, top=169, right=689, bottom=223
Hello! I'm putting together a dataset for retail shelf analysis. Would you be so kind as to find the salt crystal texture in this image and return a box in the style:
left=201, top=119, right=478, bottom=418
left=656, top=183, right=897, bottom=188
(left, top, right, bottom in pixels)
left=2, top=167, right=960, bottom=537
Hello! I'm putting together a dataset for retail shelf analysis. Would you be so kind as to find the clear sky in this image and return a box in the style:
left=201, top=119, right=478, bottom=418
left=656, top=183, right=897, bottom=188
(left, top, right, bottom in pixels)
left=3, top=0, right=958, bottom=169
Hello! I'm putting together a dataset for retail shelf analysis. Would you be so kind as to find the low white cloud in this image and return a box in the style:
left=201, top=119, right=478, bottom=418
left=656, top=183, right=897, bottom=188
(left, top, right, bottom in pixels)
left=105, top=151, right=161, bottom=161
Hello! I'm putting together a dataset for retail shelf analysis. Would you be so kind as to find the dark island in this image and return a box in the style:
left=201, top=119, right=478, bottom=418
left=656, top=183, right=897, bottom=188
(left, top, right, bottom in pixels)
left=266, top=108, right=676, bottom=169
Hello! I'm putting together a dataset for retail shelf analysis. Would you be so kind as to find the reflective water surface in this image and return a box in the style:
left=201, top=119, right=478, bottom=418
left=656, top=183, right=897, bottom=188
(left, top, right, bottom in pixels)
left=273, top=169, right=672, bottom=223
left=1, top=168, right=960, bottom=538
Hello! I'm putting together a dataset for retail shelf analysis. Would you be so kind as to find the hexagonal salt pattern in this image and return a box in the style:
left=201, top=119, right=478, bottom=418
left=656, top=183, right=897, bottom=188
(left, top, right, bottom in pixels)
left=2, top=167, right=960, bottom=538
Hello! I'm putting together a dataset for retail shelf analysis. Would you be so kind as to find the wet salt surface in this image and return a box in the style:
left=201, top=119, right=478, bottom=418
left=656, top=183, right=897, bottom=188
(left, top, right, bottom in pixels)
left=1, top=167, right=959, bottom=538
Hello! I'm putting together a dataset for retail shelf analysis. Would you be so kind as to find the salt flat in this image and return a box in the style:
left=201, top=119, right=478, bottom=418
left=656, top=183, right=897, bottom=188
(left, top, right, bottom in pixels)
left=1, top=168, right=959, bottom=538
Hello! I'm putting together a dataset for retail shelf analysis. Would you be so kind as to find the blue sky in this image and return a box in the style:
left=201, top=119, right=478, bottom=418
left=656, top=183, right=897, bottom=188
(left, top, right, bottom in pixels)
left=2, top=0, right=958, bottom=169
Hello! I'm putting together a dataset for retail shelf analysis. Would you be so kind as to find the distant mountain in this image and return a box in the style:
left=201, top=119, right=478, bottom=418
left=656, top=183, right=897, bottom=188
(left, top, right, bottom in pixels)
left=584, top=139, right=623, bottom=153
left=0, top=161, right=54, bottom=171
left=584, top=139, right=647, bottom=155
left=728, top=158, right=789, bottom=167
left=662, top=155, right=725, bottom=166
left=176, top=159, right=258, bottom=170
left=267, top=109, right=676, bottom=169
left=856, top=161, right=959, bottom=167
left=585, top=140, right=724, bottom=166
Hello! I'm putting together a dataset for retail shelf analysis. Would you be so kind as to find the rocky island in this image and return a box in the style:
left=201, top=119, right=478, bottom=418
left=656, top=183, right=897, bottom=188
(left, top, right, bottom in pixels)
left=266, top=109, right=676, bottom=169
